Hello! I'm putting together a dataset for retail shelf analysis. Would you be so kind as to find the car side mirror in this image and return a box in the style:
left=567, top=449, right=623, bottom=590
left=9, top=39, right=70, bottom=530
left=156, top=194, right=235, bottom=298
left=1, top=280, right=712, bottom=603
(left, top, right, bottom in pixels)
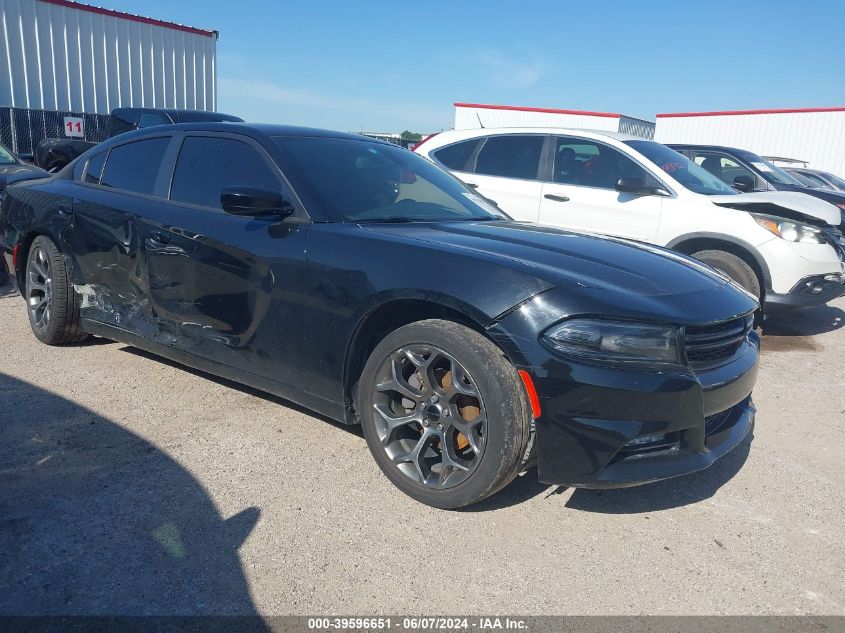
left=221, top=186, right=295, bottom=218
left=615, top=177, right=648, bottom=194
left=733, top=175, right=755, bottom=192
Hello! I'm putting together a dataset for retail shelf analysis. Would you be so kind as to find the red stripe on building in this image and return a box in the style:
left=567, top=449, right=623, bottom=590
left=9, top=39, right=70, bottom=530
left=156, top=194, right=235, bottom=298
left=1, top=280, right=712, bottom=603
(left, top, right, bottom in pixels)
left=454, top=102, right=621, bottom=119
left=38, top=0, right=217, bottom=37
left=656, top=107, right=845, bottom=118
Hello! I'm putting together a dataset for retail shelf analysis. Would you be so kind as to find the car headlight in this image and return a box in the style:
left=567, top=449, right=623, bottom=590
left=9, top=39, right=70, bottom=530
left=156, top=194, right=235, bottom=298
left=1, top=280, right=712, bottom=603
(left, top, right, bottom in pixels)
left=752, top=214, right=825, bottom=244
left=542, top=319, right=681, bottom=364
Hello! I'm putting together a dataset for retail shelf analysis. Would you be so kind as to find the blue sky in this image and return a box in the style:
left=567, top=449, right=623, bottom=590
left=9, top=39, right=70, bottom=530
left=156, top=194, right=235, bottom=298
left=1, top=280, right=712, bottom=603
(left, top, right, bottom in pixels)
left=104, top=0, right=845, bottom=133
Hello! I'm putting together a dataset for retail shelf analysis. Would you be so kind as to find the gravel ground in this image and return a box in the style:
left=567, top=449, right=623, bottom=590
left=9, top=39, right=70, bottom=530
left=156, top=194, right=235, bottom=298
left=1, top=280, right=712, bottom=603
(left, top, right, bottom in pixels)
left=1, top=280, right=843, bottom=616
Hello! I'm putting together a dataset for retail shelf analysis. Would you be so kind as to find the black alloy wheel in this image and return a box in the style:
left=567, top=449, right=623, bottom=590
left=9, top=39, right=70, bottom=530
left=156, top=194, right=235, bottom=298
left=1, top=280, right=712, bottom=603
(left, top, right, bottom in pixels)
left=360, top=320, right=532, bottom=509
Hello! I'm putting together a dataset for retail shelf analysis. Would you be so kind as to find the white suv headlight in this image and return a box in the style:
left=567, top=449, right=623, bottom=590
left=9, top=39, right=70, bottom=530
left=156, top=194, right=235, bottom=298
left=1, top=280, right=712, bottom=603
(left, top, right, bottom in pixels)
left=752, top=214, right=825, bottom=244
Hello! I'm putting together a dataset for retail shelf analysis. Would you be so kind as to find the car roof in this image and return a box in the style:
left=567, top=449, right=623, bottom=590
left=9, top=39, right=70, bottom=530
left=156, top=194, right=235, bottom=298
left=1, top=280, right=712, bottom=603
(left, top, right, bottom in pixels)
left=94, top=122, right=394, bottom=147
left=667, top=144, right=753, bottom=154
left=427, top=127, right=644, bottom=143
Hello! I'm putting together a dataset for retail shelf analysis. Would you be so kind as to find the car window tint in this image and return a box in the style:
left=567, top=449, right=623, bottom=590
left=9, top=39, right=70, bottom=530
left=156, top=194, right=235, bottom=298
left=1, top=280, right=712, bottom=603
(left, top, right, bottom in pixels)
left=170, top=137, right=280, bottom=209
left=432, top=140, right=478, bottom=171
left=474, top=135, right=543, bottom=179
left=273, top=136, right=504, bottom=223
left=108, top=110, right=138, bottom=136
left=84, top=151, right=107, bottom=184
left=101, top=137, right=169, bottom=195
left=693, top=152, right=756, bottom=187
left=800, top=171, right=833, bottom=189
left=0, top=144, right=16, bottom=164
left=554, top=137, right=654, bottom=189
left=138, top=112, right=171, bottom=128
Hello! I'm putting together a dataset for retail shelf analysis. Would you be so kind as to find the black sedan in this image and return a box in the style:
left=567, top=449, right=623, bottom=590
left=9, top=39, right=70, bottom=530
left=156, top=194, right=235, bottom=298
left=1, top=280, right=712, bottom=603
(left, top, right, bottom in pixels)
left=0, top=123, right=760, bottom=508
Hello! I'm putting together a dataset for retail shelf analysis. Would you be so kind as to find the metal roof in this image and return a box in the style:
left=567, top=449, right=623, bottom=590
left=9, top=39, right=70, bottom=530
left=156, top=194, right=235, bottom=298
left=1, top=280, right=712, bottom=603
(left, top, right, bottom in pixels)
left=38, top=0, right=217, bottom=37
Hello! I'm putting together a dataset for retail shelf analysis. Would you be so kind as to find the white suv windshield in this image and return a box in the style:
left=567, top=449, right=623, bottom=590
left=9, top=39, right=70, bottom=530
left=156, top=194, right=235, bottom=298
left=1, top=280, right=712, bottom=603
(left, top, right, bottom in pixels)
left=626, top=141, right=736, bottom=196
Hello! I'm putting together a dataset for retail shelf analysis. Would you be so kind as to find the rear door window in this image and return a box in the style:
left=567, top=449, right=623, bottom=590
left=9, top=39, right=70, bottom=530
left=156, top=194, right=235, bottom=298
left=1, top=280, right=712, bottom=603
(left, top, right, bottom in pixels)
left=473, top=135, right=543, bottom=180
left=432, top=139, right=479, bottom=171
left=169, top=136, right=281, bottom=210
left=101, top=137, right=170, bottom=195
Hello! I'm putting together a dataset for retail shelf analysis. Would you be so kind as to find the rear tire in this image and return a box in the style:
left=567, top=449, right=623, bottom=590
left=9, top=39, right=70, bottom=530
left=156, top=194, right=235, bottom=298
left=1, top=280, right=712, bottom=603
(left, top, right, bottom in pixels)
left=692, top=249, right=761, bottom=300
left=359, top=319, right=532, bottom=509
left=25, top=236, right=88, bottom=345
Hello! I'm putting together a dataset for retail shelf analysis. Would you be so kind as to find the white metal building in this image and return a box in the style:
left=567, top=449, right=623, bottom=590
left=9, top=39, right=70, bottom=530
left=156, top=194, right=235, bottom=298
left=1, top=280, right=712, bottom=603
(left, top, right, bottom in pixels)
left=0, top=0, right=218, bottom=114
left=654, top=107, right=845, bottom=177
left=454, top=102, right=655, bottom=139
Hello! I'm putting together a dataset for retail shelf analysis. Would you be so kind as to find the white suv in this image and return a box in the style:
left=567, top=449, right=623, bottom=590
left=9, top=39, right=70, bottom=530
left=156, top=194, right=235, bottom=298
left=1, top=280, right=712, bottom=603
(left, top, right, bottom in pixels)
left=416, top=128, right=845, bottom=312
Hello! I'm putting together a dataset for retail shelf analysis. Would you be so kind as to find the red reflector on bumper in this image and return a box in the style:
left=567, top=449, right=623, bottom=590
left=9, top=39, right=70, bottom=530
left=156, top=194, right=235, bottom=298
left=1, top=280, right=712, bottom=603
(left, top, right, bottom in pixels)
left=11, top=243, right=20, bottom=270
left=518, top=370, right=542, bottom=419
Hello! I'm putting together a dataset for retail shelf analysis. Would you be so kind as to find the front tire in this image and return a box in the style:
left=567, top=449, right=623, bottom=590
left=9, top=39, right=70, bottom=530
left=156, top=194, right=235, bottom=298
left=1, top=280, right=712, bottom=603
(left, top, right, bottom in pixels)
left=25, top=236, right=88, bottom=345
left=359, top=319, right=532, bottom=509
left=692, top=249, right=761, bottom=301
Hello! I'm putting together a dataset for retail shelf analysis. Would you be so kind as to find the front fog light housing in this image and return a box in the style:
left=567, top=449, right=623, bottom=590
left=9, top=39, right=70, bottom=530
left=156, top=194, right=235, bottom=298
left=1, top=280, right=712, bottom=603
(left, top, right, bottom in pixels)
left=542, top=319, right=681, bottom=364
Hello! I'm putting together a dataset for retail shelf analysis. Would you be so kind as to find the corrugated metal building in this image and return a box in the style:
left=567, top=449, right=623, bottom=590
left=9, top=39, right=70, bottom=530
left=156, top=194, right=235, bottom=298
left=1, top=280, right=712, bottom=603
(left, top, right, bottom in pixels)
left=0, top=0, right=218, bottom=153
left=454, top=102, right=656, bottom=139
left=654, top=107, right=845, bottom=177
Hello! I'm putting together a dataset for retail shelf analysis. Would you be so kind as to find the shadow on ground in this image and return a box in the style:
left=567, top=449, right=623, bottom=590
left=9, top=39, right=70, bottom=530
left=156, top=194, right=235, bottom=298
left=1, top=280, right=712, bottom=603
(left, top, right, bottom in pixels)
left=0, top=280, right=17, bottom=298
left=763, top=304, right=845, bottom=337
left=457, top=433, right=752, bottom=513
left=0, top=372, right=268, bottom=622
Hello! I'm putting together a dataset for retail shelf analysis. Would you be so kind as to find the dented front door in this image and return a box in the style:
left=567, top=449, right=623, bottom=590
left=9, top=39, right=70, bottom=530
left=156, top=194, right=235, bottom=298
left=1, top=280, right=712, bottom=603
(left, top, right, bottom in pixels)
left=136, top=133, right=309, bottom=388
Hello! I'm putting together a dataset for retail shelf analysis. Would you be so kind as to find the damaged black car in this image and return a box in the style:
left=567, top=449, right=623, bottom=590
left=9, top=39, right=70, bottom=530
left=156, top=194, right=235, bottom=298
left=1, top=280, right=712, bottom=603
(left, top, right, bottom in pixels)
left=0, top=123, right=760, bottom=508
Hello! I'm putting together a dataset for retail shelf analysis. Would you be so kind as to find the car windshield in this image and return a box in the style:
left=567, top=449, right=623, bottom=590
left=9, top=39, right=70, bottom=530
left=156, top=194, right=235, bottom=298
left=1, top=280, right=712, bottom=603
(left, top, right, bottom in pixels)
left=788, top=170, right=824, bottom=188
left=820, top=171, right=845, bottom=189
left=625, top=141, right=736, bottom=195
left=736, top=151, right=804, bottom=186
left=273, top=137, right=506, bottom=223
left=0, top=144, right=17, bottom=165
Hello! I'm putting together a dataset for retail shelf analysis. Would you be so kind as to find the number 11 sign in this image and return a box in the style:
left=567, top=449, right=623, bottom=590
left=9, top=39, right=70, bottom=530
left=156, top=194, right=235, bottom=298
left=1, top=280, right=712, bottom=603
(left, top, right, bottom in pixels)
left=63, top=116, right=85, bottom=138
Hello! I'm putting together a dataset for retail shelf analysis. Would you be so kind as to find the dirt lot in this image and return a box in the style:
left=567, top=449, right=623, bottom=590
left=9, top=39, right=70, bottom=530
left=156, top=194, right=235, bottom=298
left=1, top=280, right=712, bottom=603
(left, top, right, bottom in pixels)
left=1, top=280, right=843, bottom=616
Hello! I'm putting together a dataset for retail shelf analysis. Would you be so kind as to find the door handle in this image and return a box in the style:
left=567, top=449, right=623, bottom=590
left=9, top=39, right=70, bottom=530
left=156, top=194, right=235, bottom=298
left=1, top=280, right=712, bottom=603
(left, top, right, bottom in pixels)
left=544, top=194, right=570, bottom=202
left=145, top=232, right=170, bottom=248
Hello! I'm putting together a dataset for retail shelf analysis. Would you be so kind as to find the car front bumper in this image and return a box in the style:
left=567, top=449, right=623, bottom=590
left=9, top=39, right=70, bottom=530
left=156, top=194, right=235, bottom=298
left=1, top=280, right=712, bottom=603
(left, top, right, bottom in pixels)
left=488, top=295, right=760, bottom=489
left=765, top=272, right=845, bottom=311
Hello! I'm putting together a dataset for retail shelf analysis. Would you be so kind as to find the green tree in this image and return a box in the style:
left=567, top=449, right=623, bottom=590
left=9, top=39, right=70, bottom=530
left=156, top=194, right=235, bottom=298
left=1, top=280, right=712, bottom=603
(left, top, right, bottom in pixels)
left=400, top=130, right=423, bottom=141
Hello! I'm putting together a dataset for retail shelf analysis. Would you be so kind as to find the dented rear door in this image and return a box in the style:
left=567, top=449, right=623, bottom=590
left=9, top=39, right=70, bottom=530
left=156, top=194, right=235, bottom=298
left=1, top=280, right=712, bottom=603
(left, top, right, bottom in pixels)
left=66, top=135, right=174, bottom=330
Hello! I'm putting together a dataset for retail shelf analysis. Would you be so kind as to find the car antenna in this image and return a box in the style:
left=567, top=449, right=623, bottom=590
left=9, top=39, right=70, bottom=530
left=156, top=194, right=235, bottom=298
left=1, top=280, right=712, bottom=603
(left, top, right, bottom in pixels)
left=476, top=113, right=485, bottom=129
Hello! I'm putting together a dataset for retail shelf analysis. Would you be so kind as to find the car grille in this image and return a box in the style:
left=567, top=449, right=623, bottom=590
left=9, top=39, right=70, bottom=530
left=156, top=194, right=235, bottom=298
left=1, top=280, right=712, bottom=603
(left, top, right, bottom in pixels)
left=684, top=313, right=754, bottom=369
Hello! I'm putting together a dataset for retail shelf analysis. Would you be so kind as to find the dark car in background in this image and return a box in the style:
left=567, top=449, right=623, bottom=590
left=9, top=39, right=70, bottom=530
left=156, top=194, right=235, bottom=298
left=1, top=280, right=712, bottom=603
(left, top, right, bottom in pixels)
left=786, top=167, right=845, bottom=192
left=0, top=124, right=759, bottom=508
left=669, top=144, right=845, bottom=232
left=0, top=142, right=48, bottom=284
left=35, top=107, right=243, bottom=172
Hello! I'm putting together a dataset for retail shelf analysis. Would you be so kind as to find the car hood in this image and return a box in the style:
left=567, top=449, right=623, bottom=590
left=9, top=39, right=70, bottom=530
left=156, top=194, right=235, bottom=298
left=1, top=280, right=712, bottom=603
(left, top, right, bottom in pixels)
left=708, top=191, right=841, bottom=226
left=363, top=220, right=736, bottom=301
left=0, top=163, right=48, bottom=189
